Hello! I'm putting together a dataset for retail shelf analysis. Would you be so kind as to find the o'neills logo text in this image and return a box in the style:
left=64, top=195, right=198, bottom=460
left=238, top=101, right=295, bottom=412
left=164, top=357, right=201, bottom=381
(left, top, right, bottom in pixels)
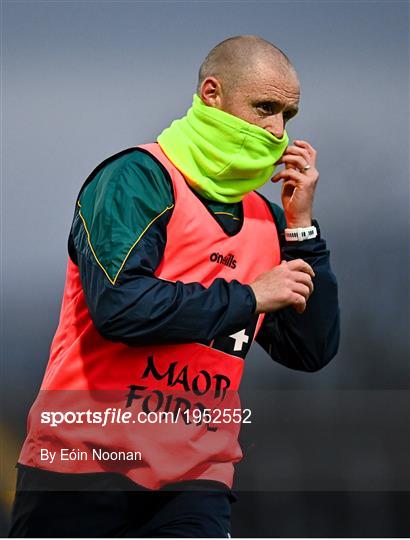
left=210, top=252, right=237, bottom=269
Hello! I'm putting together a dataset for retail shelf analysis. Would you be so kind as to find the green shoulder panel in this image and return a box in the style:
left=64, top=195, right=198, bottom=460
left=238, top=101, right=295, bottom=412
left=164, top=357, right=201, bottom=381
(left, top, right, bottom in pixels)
left=77, top=149, right=174, bottom=284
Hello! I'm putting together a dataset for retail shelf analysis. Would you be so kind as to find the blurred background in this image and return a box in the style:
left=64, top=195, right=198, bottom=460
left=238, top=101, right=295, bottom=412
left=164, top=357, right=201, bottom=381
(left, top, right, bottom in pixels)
left=1, top=0, right=409, bottom=536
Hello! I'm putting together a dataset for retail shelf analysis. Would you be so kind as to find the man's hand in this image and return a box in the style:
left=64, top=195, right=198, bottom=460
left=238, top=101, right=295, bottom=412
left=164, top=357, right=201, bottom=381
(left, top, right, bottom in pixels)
left=249, top=259, right=315, bottom=315
left=272, top=140, right=319, bottom=228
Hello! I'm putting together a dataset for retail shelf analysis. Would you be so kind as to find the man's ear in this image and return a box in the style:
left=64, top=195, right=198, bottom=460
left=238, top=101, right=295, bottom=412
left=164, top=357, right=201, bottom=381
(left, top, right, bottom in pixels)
left=200, top=77, right=223, bottom=109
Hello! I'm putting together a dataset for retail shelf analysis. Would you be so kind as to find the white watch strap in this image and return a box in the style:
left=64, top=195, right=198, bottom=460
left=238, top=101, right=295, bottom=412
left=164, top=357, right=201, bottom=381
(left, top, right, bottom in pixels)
left=284, top=225, right=317, bottom=242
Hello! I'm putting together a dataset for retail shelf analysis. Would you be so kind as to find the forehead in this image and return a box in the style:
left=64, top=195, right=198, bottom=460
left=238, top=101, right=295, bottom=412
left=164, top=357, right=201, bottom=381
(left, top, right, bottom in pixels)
left=242, top=65, right=300, bottom=105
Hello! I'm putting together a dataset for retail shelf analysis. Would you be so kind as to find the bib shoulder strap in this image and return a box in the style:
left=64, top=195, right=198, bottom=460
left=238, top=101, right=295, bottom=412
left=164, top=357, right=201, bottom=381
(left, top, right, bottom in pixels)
left=243, top=190, right=281, bottom=230
left=137, top=142, right=178, bottom=175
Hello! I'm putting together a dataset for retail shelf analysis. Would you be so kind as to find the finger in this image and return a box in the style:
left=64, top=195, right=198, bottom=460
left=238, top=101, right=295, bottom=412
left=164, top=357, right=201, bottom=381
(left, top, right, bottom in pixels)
left=287, top=259, right=315, bottom=278
left=292, top=282, right=312, bottom=300
left=291, top=293, right=306, bottom=314
left=294, top=140, right=317, bottom=158
left=280, top=154, right=310, bottom=170
left=283, top=145, right=311, bottom=161
left=292, top=271, right=314, bottom=294
left=286, top=259, right=315, bottom=278
left=271, top=168, right=305, bottom=183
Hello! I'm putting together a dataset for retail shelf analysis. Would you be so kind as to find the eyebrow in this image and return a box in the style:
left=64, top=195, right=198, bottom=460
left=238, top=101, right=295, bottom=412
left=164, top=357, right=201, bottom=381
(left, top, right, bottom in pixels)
left=255, top=99, right=299, bottom=114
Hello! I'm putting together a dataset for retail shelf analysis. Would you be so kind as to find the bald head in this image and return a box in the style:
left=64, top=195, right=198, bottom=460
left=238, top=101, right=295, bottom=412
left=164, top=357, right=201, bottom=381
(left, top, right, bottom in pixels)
left=196, top=35, right=300, bottom=139
left=196, top=35, right=297, bottom=95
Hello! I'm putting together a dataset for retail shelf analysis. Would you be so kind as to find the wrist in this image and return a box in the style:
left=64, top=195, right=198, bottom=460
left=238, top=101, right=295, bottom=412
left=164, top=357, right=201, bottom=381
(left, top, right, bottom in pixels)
left=285, top=218, right=312, bottom=228
left=281, top=219, right=321, bottom=244
left=244, top=284, right=258, bottom=314
left=284, top=225, right=317, bottom=242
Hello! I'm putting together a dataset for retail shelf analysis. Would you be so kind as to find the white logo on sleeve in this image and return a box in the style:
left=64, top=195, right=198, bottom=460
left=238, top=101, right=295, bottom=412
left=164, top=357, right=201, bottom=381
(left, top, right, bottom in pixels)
left=229, top=329, right=249, bottom=351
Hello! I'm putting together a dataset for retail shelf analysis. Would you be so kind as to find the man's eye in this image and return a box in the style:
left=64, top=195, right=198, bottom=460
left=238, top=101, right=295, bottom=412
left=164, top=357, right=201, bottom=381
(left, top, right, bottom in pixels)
left=257, top=103, right=273, bottom=113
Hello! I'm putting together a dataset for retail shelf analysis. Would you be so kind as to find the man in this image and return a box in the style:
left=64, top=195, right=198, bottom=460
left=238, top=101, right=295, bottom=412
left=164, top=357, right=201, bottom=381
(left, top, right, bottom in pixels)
left=9, top=35, right=340, bottom=537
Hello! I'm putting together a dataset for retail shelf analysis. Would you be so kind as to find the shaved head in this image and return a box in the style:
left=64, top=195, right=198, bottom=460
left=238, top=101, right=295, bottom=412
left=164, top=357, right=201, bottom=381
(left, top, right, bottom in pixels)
left=196, top=35, right=300, bottom=139
left=196, top=35, right=297, bottom=95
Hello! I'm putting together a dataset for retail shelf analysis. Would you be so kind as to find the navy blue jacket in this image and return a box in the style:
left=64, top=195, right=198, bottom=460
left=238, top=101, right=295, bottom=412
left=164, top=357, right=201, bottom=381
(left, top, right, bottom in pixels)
left=68, top=147, right=340, bottom=372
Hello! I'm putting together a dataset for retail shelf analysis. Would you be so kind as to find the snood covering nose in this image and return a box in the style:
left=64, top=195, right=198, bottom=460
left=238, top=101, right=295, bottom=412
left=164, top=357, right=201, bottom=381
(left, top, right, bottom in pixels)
left=157, top=93, right=289, bottom=203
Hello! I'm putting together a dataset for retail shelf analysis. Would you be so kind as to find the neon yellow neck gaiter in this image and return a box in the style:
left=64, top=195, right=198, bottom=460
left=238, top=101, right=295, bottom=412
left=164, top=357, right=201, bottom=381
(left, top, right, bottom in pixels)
left=157, top=93, right=289, bottom=203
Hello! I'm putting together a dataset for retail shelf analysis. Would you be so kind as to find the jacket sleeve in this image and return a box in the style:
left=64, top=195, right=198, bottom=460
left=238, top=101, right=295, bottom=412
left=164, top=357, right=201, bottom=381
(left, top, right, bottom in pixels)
left=69, top=148, right=256, bottom=346
left=255, top=202, right=340, bottom=372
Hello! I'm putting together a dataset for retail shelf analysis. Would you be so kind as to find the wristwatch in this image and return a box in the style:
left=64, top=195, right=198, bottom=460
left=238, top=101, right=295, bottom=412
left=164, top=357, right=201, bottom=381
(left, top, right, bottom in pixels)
left=284, top=219, right=321, bottom=242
